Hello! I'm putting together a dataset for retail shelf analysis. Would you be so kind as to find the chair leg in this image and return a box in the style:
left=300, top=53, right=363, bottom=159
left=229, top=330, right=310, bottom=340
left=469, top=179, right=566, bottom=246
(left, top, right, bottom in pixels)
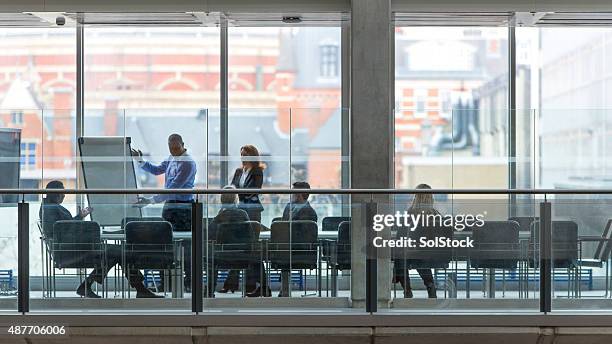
left=502, top=270, right=506, bottom=298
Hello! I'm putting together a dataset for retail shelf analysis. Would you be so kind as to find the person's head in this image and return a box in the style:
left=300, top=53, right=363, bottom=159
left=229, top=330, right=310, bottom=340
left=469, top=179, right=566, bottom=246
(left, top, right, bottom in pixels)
left=45, top=180, right=65, bottom=204
left=220, top=185, right=237, bottom=205
left=168, top=134, right=186, bottom=157
left=411, top=183, right=434, bottom=209
left=240, top=144, right=261, bottom=169
left=291, top=181, right=311, bottom=203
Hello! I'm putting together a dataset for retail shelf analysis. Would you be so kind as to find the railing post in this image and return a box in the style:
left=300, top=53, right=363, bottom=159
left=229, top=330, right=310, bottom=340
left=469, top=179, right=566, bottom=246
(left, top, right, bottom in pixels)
left=365, top=200, right=377, bottom=313
left=539, top=200, right=552, bottom=313
left=191, top=201, right=203, bottom=313
left=17, top=201, right=29, bottom=313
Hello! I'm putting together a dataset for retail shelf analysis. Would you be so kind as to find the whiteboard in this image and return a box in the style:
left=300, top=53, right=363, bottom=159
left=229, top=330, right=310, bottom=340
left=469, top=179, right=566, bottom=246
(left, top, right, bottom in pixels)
left=78, top=136, right=141, bottom=226
left=0, top=128, right=20, bottom=203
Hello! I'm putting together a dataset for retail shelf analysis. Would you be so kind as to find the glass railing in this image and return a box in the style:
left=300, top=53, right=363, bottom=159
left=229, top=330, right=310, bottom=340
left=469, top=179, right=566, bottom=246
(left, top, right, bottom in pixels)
left=0, top=188, right=608, bottom=314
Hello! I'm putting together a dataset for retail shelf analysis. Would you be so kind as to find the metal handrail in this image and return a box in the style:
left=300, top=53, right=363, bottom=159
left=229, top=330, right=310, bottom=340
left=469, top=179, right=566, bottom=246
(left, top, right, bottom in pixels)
left=1, top=188, right=612, bottom=195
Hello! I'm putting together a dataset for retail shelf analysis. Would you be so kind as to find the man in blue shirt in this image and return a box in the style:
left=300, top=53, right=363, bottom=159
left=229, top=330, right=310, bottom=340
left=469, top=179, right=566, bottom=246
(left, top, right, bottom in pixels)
left=132, top=133, right=197, bottom=291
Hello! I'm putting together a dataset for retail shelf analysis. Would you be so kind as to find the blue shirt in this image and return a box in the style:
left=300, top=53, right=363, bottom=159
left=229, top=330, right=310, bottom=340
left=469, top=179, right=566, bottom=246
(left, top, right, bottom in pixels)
left=140, top=151, right=196, bottom=203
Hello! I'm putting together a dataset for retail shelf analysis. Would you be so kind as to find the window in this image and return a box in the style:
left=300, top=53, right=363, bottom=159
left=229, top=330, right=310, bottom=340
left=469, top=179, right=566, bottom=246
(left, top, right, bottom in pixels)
left=11, top=111, right=23, bottom=125
left=320, top=44, right=339, bottom=78
left=395, top=26, right=509, bottom=190
left=228, top=26, right=343, bottom=224
left=20, top=142, right=36, bottom=169
left=415, top=89, right=427, bottom=117
left=84, top=27, right=220, bottom=190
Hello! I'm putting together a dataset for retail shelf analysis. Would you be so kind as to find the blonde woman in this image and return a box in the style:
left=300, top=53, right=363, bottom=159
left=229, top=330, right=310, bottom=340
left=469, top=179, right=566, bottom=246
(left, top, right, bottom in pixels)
left=393, top=183, right=438, bottom=298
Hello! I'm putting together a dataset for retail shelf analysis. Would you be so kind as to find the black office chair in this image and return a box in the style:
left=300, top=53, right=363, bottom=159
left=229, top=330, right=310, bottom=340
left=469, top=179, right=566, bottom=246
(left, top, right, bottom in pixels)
left=471, top=221, right=521, bottom=270
left=269, top=220, right=319, bottom=296
left=530, top=221, right=579, bottom=268
left=393, top=222, right=453, bottom=298
left=321, top=216, right=351, bottom=263
left=336, top=221, right=352, bottom=271
left=322, top=216, right=351, bottom=232
left=52, top=220, right=105, bottom=270
left=530, top=221, right=579, bottom=297
left=508, top=216, right=538, bottom=295
left=469, top=221, right=521, bottom=297
left=125, top=221, right=175, bottom=294
left=213, top=222, right=261, bottom=295
left=51, top=220, right=106, bottom=297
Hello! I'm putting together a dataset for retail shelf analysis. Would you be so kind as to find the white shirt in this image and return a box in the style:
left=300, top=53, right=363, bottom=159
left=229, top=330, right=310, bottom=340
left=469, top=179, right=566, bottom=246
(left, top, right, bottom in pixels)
left=239, top=168, right=250, bottom=187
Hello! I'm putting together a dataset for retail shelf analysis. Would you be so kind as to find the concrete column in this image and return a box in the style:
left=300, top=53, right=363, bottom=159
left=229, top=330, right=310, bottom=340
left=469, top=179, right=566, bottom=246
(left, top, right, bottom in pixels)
left=350, top=0, right=393, bottom=308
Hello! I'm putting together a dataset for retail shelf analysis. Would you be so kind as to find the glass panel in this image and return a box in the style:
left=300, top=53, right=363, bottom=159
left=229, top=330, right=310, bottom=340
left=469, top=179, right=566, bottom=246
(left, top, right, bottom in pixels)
left=381, top=193, right=541, bottom=312
left=394, top=26, right=509, bottom=189
left=550, top=194, right=612, bottom=311
left=32, top=198, right=191, bottom=311
left=0, top=203, right=18, bottom=311
left=202, top=192, right=356, bottom=309
left=451, top=108, right=508, bottom=189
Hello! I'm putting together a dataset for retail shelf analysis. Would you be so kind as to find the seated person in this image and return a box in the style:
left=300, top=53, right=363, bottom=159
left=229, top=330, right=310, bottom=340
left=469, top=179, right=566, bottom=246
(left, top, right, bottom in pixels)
left=211, top=186, right=270, bottom=297
left=210, top=185, right=249, bottom=294
left=278, top=181, right=318, bottom=297
left=392, top=183, right=437, bottom=298
left=39, top=180, right=161, bottom=298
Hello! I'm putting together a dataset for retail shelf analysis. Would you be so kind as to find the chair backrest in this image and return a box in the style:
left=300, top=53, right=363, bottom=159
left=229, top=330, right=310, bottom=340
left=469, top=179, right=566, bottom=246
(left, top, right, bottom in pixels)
left=216, top=222, right=257, bottom=245
left=121, top=217, right=164, bottom=229
left=594, top=219, right=612, bottom=261
left=51, top=220, right=103, bottom=268
left=338, top=221, right=351, bottom=246
left=125, top=221, right=173, bottom=245
left=53, top=220, right=101, bottom=246
left=270, top=220, right=318, bottom=268
left=270, top=220, right=318, bottom=246
left=530, top=220, right=578, bottom=267
left=125, top=221, right=174, bottom=269
left=508, top=216, right=538, bottom=232
left=470, top=221, right=520, bottom=269
left=322, top=216, right=351, bottom=232
left=337, top=221, right=351, bottom=269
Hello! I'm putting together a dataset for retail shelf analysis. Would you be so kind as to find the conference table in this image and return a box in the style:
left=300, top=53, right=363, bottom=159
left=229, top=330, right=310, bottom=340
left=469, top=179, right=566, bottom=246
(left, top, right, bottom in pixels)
left=100, top=228, right=338, bottom=298
left=99, top=228, right=536, bottom=299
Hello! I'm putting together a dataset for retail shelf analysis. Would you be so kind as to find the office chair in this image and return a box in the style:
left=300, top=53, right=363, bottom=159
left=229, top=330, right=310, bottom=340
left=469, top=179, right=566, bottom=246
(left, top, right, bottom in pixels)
left=51, top=220, right=106, bottom=297
left=125, top=221, right=175, bottom=295
left=322, top=216, right=351, bottom=232
left=269, top=220, right=318, bottom=296
left=530, top=221, right=579, bottom=297
left=470, top=221, right=521, bottom=298
left=214, top=222, right=260, bottom=296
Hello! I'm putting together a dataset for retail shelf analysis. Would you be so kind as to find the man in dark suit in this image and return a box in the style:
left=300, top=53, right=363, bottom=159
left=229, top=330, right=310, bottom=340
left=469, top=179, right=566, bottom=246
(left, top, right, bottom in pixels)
left=39, top=180, right=160, bottom=298
left=281, top=182, right=318, bottom=223
left=277, top=181, right=318, bottom=297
